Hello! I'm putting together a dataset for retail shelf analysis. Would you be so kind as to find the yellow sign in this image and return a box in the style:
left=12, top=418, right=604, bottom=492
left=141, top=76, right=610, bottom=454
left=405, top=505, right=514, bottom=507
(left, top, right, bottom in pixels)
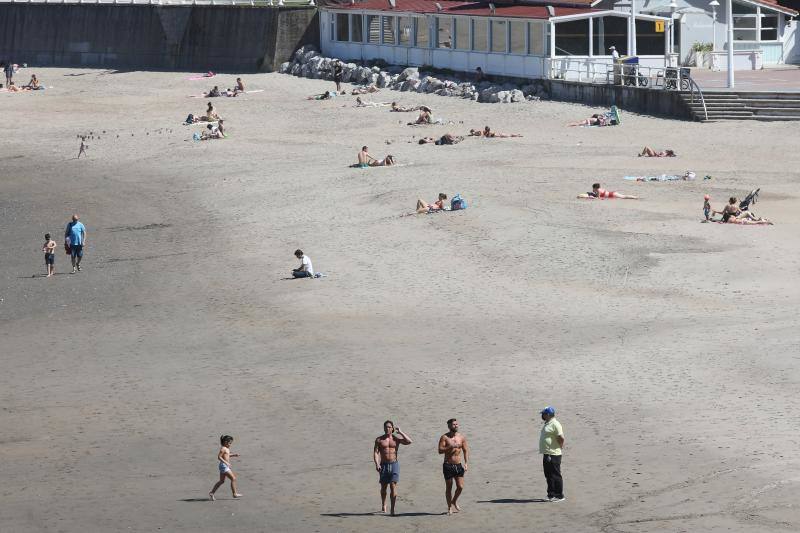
left=655, top=20, right=665, bottom=32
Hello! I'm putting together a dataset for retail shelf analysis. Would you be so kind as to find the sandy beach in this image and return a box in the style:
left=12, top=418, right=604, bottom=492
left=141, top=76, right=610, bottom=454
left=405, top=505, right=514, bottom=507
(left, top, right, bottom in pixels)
left=2, top=68, right=800, bottom=532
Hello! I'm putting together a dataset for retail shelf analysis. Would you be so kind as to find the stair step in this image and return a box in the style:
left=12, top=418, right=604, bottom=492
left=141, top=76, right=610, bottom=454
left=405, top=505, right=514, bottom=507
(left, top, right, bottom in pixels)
left=703, top=116, right=800, bottom=121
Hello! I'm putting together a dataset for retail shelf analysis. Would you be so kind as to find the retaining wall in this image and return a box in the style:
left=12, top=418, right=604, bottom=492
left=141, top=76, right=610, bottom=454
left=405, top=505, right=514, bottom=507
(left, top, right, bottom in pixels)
left=0, top=5, right=318, bottom=72
left=545, top=80, right=693, bottom=120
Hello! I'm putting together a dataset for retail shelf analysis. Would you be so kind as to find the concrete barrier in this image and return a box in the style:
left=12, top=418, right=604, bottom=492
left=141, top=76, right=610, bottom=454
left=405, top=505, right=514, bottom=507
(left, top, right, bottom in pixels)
left=0, top=4, right=319, bottom=72
left=544, top=80, right=693, bottom=120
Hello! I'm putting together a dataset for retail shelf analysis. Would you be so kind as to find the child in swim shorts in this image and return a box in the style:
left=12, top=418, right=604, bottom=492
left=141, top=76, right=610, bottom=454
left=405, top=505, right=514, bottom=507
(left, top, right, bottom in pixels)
left=209, top=435, right=242, bottom=500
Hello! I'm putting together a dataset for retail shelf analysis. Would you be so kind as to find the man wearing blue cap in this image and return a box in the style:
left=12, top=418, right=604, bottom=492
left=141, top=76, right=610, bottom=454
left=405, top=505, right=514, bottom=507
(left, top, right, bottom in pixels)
left=539, top=406, right=565, bottom=502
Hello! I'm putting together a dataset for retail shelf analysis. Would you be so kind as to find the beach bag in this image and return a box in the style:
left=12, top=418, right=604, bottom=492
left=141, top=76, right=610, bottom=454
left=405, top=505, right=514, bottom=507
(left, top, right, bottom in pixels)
left=451, top=194, right=468, bottom=211
left=185, top=114, right=195, bottom=124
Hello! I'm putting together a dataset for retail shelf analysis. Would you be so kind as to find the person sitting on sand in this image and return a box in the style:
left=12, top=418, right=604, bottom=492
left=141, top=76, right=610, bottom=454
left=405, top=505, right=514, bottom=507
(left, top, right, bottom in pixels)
left=577, top=183, right=638, bottom=199
left=201, top=120, right=226, bottom=140
left=307, top=91, right=335, bottom=100
left=568, top=114, right=610, bottom=127
left=199, top=102, right=220, bottom=122
left=23, top=74, right=40, bottom=90
left=639, top=147, right=676, bottom=157
left=417, top=193, right=448, bottom=213
left=711, top=196, right=771, bottom=224
left=7, top=81, right=20, bottom=92
left=370, top=155, right=396, bottom=167
left=357, top=146, right=375, bottom=168
left=206, top=85, right=221, bottom=98
left=235, top=78, right=245, bottom=94
left=419, top=134, right=463, bottom=146
left=408, top=108, right=432, bottom=125
left=352, top=85, right=379, bottom=95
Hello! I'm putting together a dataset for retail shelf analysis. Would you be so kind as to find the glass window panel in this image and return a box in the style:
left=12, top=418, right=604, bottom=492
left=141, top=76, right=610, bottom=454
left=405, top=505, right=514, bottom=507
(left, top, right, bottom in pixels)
left=398, top=16, right=413, bottom=45
left=382, top=16, right=396, bottom=44
left=416, top=17, right=429, bottom=48
left=733, top=16, right=757, bottom=28
left=761, top=28, right=777, bottom=40
left=732, top=2, right=756, bottom=14
left=491, top=20, right=507, bottom=52
left=635, top=19, right=664, bottom=55
left=455, top=19, right=470, bottom=49
left=437, top=17, right=452, bottom=48
left=734, top=29, right=757, bottom=40
left=510, top=20, right=526, bottom=54
left=367, top=15, right=381, bottom=43
left=336, top=13, right=349, bottom=42
left=472, top=19, right=488, bottom=51
left=554, top=20, right=590, bottom=55
left=352, top=14, right=363, bottom=42
left=591, top=16, right=627, bottom=55
left=529, top=21, right=544, bottom=55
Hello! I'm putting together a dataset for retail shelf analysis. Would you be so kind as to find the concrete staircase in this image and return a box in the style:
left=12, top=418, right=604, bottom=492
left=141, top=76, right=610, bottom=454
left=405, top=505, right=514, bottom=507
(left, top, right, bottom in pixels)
left=680, top=91, right=800, bottom=121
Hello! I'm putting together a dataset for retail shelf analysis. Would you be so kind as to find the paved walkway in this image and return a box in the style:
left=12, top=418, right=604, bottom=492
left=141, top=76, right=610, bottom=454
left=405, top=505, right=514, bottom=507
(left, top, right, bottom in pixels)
left=691, top=65, right=800, bottom=92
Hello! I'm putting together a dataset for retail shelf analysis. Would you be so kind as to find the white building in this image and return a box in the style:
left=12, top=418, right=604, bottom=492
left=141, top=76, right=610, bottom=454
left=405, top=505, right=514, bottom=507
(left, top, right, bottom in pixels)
left=595, top=0, right=799, bottom=67
left=319, top=0, right=674, bottom=80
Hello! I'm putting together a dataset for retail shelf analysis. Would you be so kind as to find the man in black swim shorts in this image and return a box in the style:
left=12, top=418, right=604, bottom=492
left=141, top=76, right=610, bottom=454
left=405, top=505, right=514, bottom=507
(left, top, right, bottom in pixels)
left=438, top=418, right=469, bottom=515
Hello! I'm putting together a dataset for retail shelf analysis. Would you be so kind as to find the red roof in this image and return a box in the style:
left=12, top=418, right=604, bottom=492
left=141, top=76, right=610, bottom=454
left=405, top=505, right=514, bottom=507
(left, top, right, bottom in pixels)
left=326, top=0, right=597, bottom=18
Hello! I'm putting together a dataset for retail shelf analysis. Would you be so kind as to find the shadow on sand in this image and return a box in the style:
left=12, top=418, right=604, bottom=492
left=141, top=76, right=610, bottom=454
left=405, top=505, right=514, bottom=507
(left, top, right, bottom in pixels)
left=321, top=511, right=446, bottom=518
left=477, top=498, right=549, bottom=504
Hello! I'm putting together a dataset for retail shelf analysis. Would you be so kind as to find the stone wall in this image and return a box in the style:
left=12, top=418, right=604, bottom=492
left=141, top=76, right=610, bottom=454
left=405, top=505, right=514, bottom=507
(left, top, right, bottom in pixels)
left=0, top=5, right=318, bottom=72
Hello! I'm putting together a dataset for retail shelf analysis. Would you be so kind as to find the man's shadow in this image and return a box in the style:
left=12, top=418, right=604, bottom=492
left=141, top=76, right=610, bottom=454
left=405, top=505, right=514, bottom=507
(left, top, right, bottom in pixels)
left=321, top=511, right=446, bottom=518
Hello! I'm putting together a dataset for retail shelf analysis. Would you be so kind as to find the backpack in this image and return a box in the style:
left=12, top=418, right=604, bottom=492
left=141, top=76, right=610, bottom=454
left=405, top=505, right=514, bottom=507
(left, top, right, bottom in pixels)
left=451, top=194, right=468, bottom=211
left=185, top=114, right=195, bottom=124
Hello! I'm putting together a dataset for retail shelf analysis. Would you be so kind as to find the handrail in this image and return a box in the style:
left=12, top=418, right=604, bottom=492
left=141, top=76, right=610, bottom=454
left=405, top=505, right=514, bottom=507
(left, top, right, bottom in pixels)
left=685, top=76, right=708, bottom=121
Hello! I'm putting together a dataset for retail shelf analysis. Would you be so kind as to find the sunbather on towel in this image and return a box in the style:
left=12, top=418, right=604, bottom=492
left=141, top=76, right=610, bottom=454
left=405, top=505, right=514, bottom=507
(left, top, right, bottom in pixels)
left=470, top=126, right=522, bottom=138
left=418, top=134, right=463, bottom=146
left=23, top=74, right=41, bottom=90
left=639, top=146, right=676, bottom=157
left=370, top=155, right=396, bottom=167
left=417, top=193, right=448, bottom=213
left=355, top=96, right=391, bottom=108
left=568, top=114, right=612, bottom=127
left=577, top=183, right=638, bottom=199
left=307, top=91, right=335, bottom=100
left=352, top=85, right=379, bottom=95
left=206, top=85, right=221, bottom=98
left=391, top=102, right=421, bottom=112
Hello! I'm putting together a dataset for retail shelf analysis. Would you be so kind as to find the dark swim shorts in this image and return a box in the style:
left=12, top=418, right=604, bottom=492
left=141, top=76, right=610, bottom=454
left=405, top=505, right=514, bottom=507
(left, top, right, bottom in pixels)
left=443, top=462, right=465, bottom=480
left=379, top=461, right=399, bottom=484
left=70, top=244, right=84, bottom=258
left=45, top=253, right=55, bottom=265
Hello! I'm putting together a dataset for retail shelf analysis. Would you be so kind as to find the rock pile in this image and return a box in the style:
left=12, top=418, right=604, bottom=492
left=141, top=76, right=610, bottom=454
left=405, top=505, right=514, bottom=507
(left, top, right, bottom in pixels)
left=280, top=45, right=548, bottom=103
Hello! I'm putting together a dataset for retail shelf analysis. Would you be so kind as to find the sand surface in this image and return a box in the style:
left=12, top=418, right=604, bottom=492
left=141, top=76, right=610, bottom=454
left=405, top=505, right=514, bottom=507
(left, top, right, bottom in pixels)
left=2, top=68, right=800, bottom=532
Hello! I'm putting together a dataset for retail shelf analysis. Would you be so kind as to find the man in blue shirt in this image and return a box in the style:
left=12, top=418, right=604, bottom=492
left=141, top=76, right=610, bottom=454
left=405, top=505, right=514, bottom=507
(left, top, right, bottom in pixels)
left=65, top=214, right=87, bottom=273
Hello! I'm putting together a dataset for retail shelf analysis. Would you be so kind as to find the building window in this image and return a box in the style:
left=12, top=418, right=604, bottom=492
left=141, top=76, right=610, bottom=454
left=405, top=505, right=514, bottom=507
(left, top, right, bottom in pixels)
left=491, top=20, right=507, bottom=53
left=455, top=18, right=470, bottom=50
left=509, top=20, right=526, bottom=54
left=330, top=13, right=336, bottom=42
left=437, top=17, right=452, bottom=48
left=367, top=15, right=381, bottom=43
left=732, top=3, right=757, bottom=40
left=592, top=16, right=627, bottom=55
left=351, top=14, right=363, bottom=42
left=554, top=20, right=590, bottom=55
left=416, top=17, right=430, bottom=48
left=529, top=21, right=544, bottom=55
left=382, top=16, right=396, bottom=44
left=472, top=19, right=488, bottom=51
left=336, top=13, right=350, bottom=42
left=761, top=14, right=778, bottom=40
left=398, top=16, right=413, bottom=45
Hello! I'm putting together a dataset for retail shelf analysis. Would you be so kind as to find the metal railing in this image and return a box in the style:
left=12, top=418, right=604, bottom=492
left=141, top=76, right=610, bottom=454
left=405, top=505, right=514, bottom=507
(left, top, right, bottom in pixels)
left=548, top=58, right=708, bottom=121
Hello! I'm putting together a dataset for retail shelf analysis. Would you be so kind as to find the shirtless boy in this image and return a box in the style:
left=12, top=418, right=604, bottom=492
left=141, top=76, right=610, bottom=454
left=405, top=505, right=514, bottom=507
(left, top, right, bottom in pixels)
left=373, top=421, right=412, bottom=515
left=209, top=435, right=242, bottom=500
left=42, top=233, right=56, bottom=277
left=438, top=418, right=469, bottom=515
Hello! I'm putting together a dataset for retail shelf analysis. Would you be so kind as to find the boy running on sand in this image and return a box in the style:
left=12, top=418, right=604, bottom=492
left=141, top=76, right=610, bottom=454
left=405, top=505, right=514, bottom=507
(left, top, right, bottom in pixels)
left=209, top=435, right=242, bottom=500
left=42, top=233, right=56, bottom=277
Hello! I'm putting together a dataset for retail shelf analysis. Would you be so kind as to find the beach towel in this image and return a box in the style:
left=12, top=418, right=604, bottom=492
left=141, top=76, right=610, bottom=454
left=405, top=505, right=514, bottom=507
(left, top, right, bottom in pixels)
left=624, top=175, right=683, bottom=182
left=186, top=72, right=215, bottom=81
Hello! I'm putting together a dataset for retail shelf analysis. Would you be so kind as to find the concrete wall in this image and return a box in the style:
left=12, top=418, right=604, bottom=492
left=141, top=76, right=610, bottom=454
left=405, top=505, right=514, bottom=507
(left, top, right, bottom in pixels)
left=545, top=79, right=693, bottom=120
left=0, top=5, right=318, bottom=72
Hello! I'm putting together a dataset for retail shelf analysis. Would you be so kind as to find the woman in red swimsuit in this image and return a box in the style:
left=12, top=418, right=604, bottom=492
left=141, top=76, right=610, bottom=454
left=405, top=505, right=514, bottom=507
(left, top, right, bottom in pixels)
left=577, top=183, right=638, bottom=200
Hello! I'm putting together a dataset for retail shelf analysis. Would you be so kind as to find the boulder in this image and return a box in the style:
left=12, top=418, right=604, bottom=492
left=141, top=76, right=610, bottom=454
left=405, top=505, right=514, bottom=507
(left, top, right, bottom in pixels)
left=369, top=72, right=379, bottom=86
left=510, top=89, right=525, bottom=103
left=302, top=49, right=319, bottom=64
left=401, top=78, right=420, bottom=92
left=290, top=63, right=302, bottom=76
left=397, top=67, right=419, bottom=81
left=371, top=66, right=381, bottom=73
left=376, top=72, right=392, bottom=88
left=426, top=78, right=444, bottom=93
left=279, top=61, right=291, bottom=73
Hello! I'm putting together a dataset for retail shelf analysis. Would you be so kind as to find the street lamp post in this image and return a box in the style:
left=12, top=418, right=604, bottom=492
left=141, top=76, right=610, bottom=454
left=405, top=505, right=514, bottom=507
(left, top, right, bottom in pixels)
left=709, top=0, right=719, bottom=51
left=630, top=0, right=637, bottom=56
left=669, top=0, right=677, bottom=66
left=727, top=0, right=734, bottom=87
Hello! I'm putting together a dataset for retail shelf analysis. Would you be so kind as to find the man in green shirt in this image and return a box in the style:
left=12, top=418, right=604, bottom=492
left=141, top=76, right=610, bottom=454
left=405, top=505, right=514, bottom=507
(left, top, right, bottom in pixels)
left=538, top=406, right=565, bottom=502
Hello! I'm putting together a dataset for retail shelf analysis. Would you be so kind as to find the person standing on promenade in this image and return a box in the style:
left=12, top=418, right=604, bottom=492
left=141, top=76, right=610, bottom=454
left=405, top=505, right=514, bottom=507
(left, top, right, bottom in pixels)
left=539, top=406, right=565, bottom=502
left=373, top=420, right=412, bottom=515
left=65, top=214, right=86, bottom=274
left=438, top=418, right=469, bottom=515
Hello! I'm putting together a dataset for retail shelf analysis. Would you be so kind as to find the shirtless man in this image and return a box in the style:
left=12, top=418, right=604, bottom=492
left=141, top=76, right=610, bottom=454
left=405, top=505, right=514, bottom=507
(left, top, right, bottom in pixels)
left=357, top=146, right=375, bottom=168
left=438, top=418, right=469, bottom=515
left=373, top=421, right=412, bottom=515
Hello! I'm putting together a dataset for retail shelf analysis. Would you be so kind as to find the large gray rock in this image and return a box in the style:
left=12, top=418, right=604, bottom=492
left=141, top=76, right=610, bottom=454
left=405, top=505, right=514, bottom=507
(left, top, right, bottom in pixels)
left=376, top=72, right=391, bottom=88
left=401, top=79, right=420, bottom=92
left=369, top=72, right=379, bottom=86
left=301, top=49, right=319, bottom=65
left=279, top=61, right=291, bottom=73
left=290, top=63, right=302, bottom=76
left=397, top=67, right=419, bottom=81
left=510, top=89, right=525, bottom=103
left=426, top=78, right=444, bottom=93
